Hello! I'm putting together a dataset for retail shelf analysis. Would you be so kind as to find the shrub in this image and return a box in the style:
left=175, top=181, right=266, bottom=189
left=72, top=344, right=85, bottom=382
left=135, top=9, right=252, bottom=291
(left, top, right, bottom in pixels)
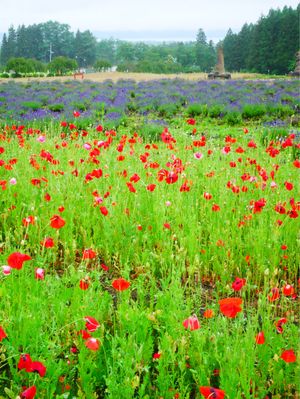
left=157, top=103, right=179, bottom=118
left=186, top=103, right=208, bottom=117
left=242, top=104, right=267, bottom=119
left=48, top=103, right=65, bottom=112
left=208, top=104, right=226, bottom=118
left=224, top=111, right=242, bottom=125
left=21, top=101, right=42, bottom=111
left=140, top=123, right=163, bottom=142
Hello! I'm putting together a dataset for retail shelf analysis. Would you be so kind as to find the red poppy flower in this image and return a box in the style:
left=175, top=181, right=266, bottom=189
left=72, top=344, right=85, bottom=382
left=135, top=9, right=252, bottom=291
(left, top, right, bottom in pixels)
left=21, top=386, right=37, bottom=399
left=30, top=361, right=46, bottom=377
left=199, top=386, right=225, bottom=399
left=146, top=184, right=156, bottom=192
left=130, top=173, right=140, bottom=183
left=165, top=171, right=178, bottom=184
left=275, top=318, right=287, bottom=334
left=84, top=316, right=100, bottom=332
left=40, top=237, right=54, bottom=248
left=79, top=278, right=90, bottom=290
left=268, top=287, right=280, bottom=302
left=18, top=354, right=33, bottom=372
left=252, top=198, right=266, bottom=213
left=112, top=278, right=131, bottom=291
left=73, top=111, right=80, bottom=117
left=280, top=349, right=296, bottom=363
left=96, top=125, right=103, bottom=132
left=83, top=248, right=96, bottom=259
left=77, top=329, right=91, bottom=339
left=126, top=182, right=136, bottom=193
left=187, top=118, right=196, bottom=125
left=101, top=263, right=109, bottom=271
left=50, top=215, right=65, bottom=229
left=255, top=331, right=265, bottom=344
left=7, top=252, right=31, bottom=270
left=219, top=297, right=242, bottom=318
left=282, top=284, right=294, bottom=297
left=183, top=315, right=200, bottom=331
left=22, top=215, right=35, bottom=226
left=203, top=309, right=214, bottom=318
left=153, top=352, right=161, bottom=359
left=85, top=338, right=100, bottom=351
left=0, top=326, right=7, bottom=341
left=100, top=206, right=109, bottom=216
left=212, top=204, right=220, bottom=212
left=284, top=181, right=293, bottom=191
left=232, top=277, right=246, bottom=291
left=203, top=192, right=212, bottom=200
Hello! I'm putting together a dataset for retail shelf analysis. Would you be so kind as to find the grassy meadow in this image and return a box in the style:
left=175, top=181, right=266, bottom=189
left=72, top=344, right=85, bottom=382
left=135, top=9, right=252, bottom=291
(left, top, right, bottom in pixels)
left=0, top=76, right=299, bottom=399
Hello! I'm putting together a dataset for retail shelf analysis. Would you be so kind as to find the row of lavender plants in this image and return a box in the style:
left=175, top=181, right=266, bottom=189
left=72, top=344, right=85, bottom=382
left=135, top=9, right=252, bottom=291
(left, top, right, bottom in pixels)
left=0, top=79, right=299, bottom=128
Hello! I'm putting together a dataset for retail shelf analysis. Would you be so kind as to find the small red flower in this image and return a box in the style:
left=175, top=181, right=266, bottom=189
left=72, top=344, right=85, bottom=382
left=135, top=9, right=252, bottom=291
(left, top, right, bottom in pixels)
left=146, top=184, right=156, bottom=192
left=100, top=206, right=109, bottom=216
left=219, top=297, right=242, bottom=318
left=187, top=118, right=196, bottom=125
left=22, top=215, right=35, bottom=227
left=255, top=331, right=265, bottom=344
left=50, top=215, right=65, bottom=229
left=199, top=386, right=225, bottom=399
left=7, top=252, right=31, bottom=270
left=275, top=318, right=287, bottom=333
left=0, top=326, right=7, bottom=341
left=153, top=352, right=161, bottom=359
left=212, top=204, right=220, bottom=212
left=77, top=329, right=91, bottom=340
left=282, top=284, right=294, bottom=297
left=83, top=248, right=96, bottom=259
left=280, top=349, right=296, bottom=363
left=268, top=287, right=280, bottom=302
left=73, top=111, right=80, bottom=117
left=231, top=277, right=246, bottom=291
left=284, top=181, right=293, bottom=191
left=183, top=315, right=200, bottom=331
left=18, top=354, right=33, bottom=371
left=30, top=361, right=46, bottom=377
left=41, top=237, right=54, bottom=248
left=112, top=278, right=131, bottom=291
left=203, top=309, right=214, bottom=318
left=21, top=386, right=37, bottom=399
left=85, top=338, right=100, bottom=351
left=79, top=278, right=90, bottom=290
left=84, top=316, right=100, bottom=332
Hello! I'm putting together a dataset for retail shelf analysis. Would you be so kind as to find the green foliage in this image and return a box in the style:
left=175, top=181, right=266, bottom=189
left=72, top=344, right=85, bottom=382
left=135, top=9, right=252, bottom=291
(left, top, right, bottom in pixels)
left=208, top=104, right=226, bottom=118
left=94, top=59, right=112, bottom=72
left=21, top=101, right=42, bottom=111
left=186, top=103, right=208, bottom=117
left=48, top=103, right=65, bottom=112
left=48, top=56, right=77, bottom=75
left=224, top=110, right=243, bottom=125
left=139, top=123, right=164, bottom=141
left=223, top=5, right=299, bottom=74
left=242, top=104, right=267, bottom=119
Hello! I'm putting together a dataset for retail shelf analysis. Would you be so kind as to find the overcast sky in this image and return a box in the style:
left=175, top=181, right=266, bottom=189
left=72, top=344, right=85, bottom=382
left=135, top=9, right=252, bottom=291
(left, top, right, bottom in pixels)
left=1, top=0, right=299, bottom=41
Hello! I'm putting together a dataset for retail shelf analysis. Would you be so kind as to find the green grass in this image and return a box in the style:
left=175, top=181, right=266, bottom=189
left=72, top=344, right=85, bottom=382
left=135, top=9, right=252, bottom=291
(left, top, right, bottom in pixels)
left=0, top=118, right=298, bottom=398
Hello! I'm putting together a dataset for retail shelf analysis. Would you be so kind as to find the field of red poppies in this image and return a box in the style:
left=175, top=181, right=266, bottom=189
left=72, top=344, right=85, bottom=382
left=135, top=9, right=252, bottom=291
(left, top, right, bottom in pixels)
left=0, top=82, right=299, bottom=398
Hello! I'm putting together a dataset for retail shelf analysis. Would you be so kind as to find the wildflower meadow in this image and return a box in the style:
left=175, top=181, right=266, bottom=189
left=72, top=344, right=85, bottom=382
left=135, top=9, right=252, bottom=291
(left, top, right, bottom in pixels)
left=0, top=77, right=299, bottom=399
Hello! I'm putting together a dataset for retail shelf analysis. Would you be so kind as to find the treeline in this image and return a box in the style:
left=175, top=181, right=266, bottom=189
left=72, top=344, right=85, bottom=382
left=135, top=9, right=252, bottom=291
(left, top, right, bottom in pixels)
left=0, top=4, right=299, bottom=75
left=223, top=5, right=300, bottom=74
left=0, top=21, right=97, bottom=67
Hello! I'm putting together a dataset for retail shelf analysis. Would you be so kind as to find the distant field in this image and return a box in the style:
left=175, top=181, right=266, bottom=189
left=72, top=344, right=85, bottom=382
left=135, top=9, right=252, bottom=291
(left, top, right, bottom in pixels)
left=0, top=71, right=280, bottom=83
